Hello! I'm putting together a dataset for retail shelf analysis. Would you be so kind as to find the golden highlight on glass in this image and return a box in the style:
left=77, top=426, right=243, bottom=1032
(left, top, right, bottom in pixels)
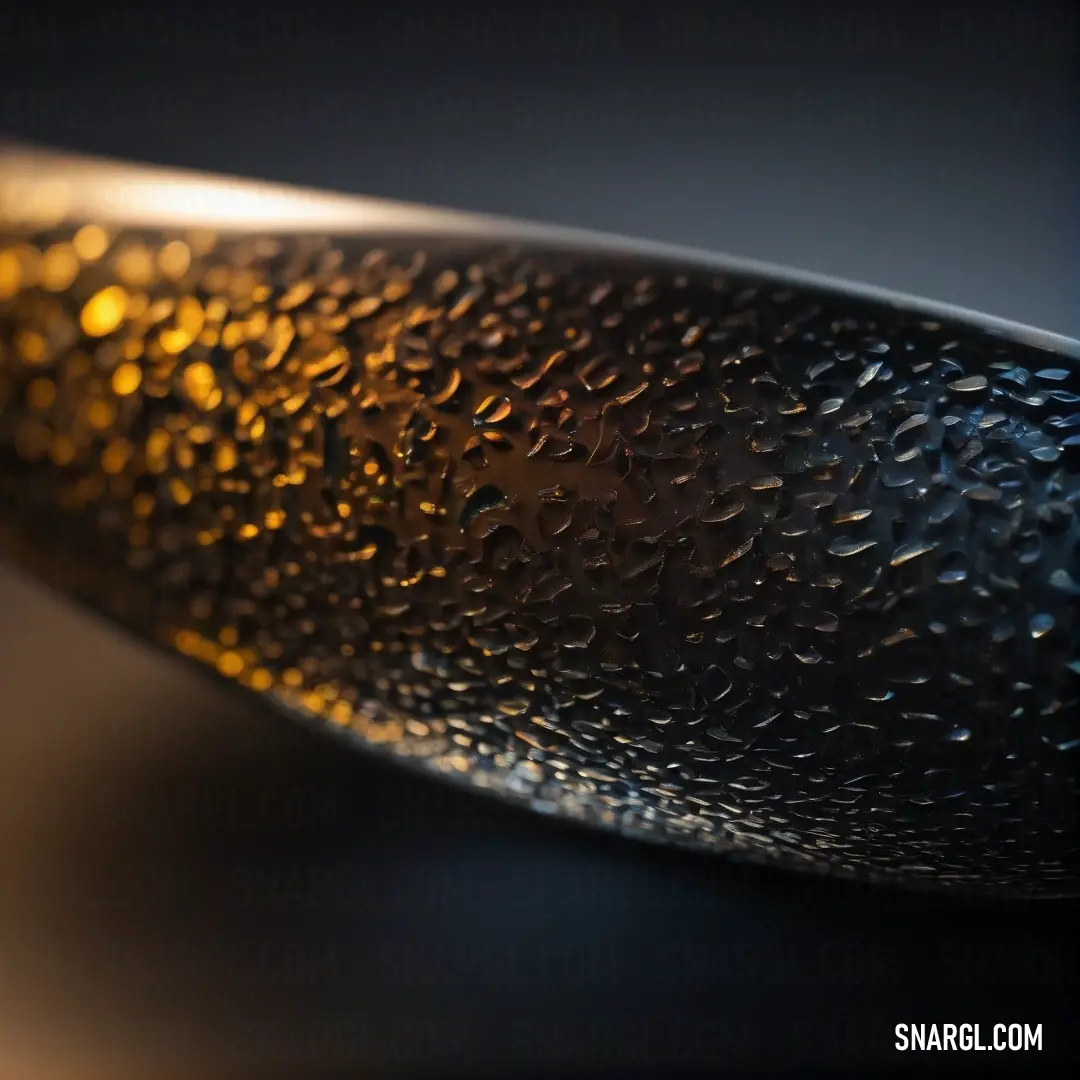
left=1, top=145, right=1078, bottom=896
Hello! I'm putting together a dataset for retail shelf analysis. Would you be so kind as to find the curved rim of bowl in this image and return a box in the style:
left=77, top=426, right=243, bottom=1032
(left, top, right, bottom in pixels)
left=2, top=140, right=1078, bottom=362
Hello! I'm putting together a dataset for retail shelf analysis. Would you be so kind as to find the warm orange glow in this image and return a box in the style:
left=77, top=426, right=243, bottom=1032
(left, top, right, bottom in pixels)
left=80, top=286, right=128, bottom=337
left=0, top=144, right=491, bottom=234
left=111, top=362, right=143, bottom=396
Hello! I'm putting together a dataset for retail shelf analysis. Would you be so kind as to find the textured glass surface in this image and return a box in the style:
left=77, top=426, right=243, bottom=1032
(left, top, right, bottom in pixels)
left=1, top=148, right=1077, bottom=895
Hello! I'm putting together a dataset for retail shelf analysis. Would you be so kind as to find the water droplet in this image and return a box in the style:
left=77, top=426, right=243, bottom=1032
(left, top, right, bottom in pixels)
left=1049, top=570, right=1080, bottom=596
left=693, top=665, right=730, bottom=704
left=948, top=374, right=988, bottom=392
left=474, top=395, right=512, bottom=425
left=748, top=474, right=782, bottom=491
left=719, top=537, right=755, bottom=568
left=701, top=500, right=745, bottom=523
left=893, top=413, right=928, bottom=438
left=1031, top=445, right=1062, bottom=463
left=80, top=285, right=128, bottom=337
left=828, top=538, right=877, bottom=556
left=1030, top=614, right=1054, bottom=639
left=561, top=615, right=596, bottom=649
left=832, top=508, right=872, bottom=524
left=890, top=542, right=934, bottom=566
left=855, top=360, right=882, bottom=388
left=706, top=725, right=741, bottom=744
left=460, top=484, right=508, bottom=526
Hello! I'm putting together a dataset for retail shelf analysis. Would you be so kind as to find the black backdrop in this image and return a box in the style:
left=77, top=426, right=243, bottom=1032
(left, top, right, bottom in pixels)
left=0, top=2, right=1077, bottom=1076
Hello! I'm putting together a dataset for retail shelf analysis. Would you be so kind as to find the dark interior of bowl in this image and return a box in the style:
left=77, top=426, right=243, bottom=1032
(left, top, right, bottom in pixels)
left=0, top=225, right=1077, bottom=897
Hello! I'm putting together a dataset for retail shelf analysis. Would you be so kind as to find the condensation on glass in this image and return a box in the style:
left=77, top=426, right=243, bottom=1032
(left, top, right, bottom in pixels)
left=1, top=146, right=1077, bottom=896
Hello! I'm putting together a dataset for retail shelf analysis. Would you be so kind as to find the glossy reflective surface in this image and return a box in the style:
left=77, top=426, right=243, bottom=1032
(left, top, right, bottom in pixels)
left=1, top=149, right=1077, bottom=896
